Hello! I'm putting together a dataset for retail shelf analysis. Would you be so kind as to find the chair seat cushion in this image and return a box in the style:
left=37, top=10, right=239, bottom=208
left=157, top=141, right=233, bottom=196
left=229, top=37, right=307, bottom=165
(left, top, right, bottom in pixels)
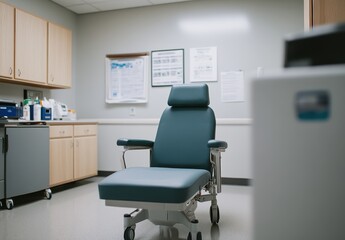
left=98, top=167, right=211, bottom=203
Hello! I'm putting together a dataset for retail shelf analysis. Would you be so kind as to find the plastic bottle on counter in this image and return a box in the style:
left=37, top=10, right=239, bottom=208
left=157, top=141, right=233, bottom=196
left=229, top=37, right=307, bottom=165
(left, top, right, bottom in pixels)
left=23, top=99, right=32, bottom=121
left=33, top=97, right=41, bottom=121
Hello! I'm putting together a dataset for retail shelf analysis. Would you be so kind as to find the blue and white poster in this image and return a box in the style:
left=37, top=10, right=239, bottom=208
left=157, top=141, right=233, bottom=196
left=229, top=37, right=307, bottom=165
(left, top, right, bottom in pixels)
left=106, top=56, right=148, bottom=103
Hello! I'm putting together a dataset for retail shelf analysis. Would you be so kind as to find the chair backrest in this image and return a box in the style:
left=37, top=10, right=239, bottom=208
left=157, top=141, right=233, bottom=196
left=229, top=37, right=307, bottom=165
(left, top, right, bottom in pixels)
left=151, top=84, right=216, bottom=172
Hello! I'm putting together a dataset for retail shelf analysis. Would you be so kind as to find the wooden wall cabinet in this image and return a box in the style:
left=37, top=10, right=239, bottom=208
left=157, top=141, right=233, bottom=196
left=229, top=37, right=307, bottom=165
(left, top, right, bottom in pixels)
left=0, top=2, right=72, bottom=88
left=48, top=23, right=72, bottom=88
left=15, top=9, right=47, bottom=84
left=305, top=0, right=345, bottom=28
left=0, top=2, right=14, bottom=79
left=49, top=124, right=98, bottom=187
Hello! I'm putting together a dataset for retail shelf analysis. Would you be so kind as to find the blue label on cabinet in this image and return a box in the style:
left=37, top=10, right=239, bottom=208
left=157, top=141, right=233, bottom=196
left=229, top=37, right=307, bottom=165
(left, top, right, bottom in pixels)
left=296, top=90, right=330, bottom=121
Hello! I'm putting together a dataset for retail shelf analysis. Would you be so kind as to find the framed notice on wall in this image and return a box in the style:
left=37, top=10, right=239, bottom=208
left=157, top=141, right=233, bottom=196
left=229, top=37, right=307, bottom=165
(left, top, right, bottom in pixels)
left=151, top=49, right=184, bottom=87
left=105, top=53, right=149, bottom=103
left=190, top=46, right=217, bottom=82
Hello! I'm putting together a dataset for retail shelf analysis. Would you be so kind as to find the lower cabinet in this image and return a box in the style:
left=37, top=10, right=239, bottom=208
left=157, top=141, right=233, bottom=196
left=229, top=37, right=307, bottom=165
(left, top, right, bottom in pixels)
left=49, top=123, right=97, bottom=187
left=50, top=137, right=74, bottom=185
left=74, top=125, right=98, bottom=180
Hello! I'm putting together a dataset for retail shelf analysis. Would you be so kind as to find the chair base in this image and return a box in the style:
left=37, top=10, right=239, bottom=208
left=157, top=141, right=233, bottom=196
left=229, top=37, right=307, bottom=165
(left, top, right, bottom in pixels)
left=103, top=182, right=219, bottom=240
left=106, top=197, right=205, bottom=240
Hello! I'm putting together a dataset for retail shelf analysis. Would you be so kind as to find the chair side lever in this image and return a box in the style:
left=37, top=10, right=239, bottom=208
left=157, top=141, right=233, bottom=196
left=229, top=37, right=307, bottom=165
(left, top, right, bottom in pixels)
left=209, top=140, right=228, bottom=193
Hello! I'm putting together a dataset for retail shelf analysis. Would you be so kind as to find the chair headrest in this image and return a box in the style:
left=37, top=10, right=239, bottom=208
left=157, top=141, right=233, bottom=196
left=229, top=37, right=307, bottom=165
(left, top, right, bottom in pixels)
left=168, top=84, right=210, bottom=107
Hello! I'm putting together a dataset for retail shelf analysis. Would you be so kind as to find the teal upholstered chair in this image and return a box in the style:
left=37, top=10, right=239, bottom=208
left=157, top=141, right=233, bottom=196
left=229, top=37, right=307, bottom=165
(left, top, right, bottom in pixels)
left=98, top=84, right=227, bottom=240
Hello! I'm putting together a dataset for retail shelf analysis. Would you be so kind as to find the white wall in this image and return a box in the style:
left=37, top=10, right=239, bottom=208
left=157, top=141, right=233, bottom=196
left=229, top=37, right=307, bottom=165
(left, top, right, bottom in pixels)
left=76, top=0, right=303, bottom=119
left=0, top=0, right=304, bottom=179
left=77, top=0, right=303, bottom=179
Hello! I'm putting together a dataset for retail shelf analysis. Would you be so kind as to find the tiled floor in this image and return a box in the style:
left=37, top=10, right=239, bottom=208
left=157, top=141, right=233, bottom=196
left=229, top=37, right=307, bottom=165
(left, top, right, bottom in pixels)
left=0, top=177, right=253, bottom=240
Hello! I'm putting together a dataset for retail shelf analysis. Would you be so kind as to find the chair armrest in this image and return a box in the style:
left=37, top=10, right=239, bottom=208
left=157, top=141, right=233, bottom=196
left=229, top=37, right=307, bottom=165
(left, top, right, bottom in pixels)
left=117, top=138, right=154, bottom=169
left=117, top=138, right=154, bottom=149
left=208, top=140, right=228, bottom=150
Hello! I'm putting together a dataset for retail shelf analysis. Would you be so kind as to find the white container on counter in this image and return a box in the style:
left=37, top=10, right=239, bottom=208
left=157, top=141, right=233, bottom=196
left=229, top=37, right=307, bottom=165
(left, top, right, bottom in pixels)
left=33, top=99, right=41, bottom=121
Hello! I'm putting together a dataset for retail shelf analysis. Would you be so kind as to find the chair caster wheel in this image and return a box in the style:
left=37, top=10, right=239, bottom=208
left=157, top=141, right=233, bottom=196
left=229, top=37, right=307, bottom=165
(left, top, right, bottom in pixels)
left=6, top=199, right=14, bottom=210
left=210, top=205, right=220, bottom=224
left=45, top=189, right=52, bottom=200
left=124, top=227, right=135, bottom=240
left=187, top=231, right=202, bottom=240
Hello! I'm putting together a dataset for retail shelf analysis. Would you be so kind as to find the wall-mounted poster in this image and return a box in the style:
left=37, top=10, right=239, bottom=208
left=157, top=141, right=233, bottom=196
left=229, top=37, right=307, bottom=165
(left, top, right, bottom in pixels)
left=190, top=46, right=217, bottom=82
left=105, top=53, right=149, bottom=103
left=221, top=70, right=245, bottom=102
left=151, top=49, right=184, bottom=87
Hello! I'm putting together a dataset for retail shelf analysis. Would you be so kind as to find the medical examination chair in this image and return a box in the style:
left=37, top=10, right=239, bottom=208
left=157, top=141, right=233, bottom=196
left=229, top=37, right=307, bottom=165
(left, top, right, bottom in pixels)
left=98, top=84, right=227, bottom=240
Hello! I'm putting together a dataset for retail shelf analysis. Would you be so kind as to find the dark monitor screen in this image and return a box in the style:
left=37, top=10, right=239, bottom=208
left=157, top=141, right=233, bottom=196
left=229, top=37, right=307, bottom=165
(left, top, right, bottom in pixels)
left=284, top=22, right=345, bottom=68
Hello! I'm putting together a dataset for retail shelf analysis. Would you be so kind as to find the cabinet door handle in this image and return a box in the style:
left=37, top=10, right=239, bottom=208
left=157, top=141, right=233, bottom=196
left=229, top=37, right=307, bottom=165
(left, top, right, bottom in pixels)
left=9, top=67, right=12, bottom=76
left=17, top=69, right=21, bottom=77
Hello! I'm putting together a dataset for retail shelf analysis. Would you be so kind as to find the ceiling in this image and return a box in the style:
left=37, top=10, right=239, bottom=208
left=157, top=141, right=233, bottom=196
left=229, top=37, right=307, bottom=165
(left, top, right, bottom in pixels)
left=51, top=0, right=195, bottom=14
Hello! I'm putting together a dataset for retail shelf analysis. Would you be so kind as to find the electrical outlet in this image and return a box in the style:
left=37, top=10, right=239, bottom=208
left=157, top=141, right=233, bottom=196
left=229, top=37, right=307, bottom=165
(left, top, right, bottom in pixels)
left=129, top=107, right=136, bottom=116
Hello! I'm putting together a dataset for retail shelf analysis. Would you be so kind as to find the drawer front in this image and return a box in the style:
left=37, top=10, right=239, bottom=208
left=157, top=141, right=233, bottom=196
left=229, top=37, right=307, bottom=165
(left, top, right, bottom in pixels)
left=50, top=125, right=73, bottom=138
left=74, top=125, right=97, bottom=137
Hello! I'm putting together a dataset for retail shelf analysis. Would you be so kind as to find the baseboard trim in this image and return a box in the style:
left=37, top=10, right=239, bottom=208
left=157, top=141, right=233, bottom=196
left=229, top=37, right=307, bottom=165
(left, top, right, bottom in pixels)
left=98, top=171, right=115, bottom=177
left=98, top=171, right=251, bottom=186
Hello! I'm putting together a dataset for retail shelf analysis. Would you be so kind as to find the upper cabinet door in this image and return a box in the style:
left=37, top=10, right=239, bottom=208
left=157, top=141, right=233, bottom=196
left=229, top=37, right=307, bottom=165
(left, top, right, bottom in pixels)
left=15, top=9, right=47, bottom=84
left=313, top=0, right=345, bottom=26
left=0, top=2, right=14, bottom=79
left=48, top=23, right=72, bottom=88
